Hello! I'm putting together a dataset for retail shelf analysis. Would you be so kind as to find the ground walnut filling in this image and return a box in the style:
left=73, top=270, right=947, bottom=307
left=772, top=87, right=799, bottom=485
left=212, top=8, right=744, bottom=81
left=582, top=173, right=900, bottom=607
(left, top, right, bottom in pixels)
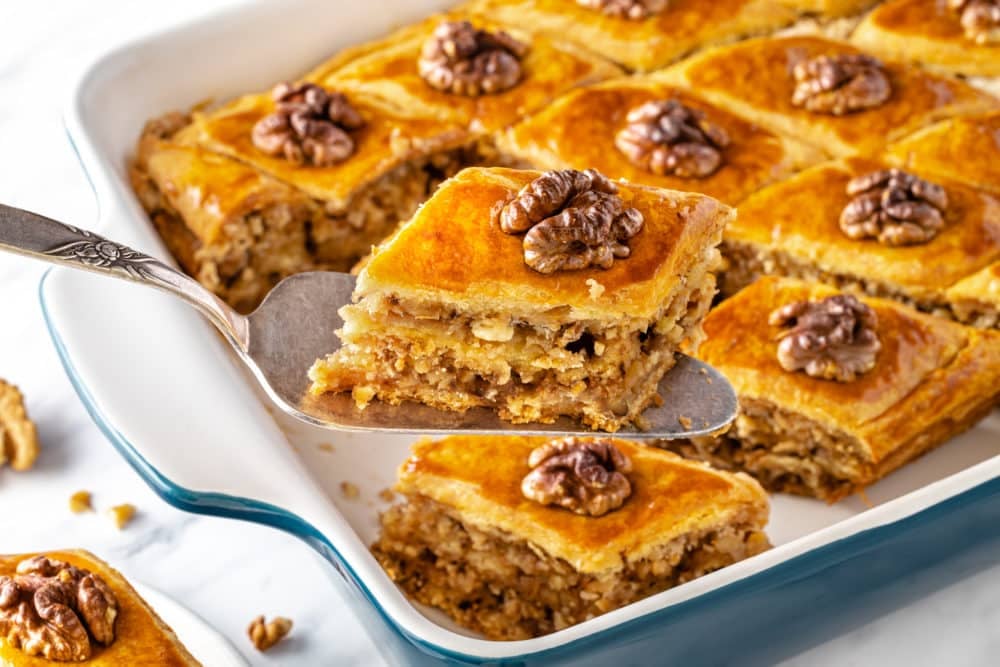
left=372, top=494, right=768, bottom=640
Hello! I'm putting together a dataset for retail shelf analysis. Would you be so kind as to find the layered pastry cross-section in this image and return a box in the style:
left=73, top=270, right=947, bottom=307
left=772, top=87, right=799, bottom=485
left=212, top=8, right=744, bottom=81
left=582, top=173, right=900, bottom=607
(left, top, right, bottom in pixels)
left=719, top=156, right=1000, bottom=328
left=372, top=435, right=770, bottom=639
left=656, top=35, right=998, bottom=157
left=664, top=277, right=1000, bottom=501
left=308, top=166, right=732, bottom=431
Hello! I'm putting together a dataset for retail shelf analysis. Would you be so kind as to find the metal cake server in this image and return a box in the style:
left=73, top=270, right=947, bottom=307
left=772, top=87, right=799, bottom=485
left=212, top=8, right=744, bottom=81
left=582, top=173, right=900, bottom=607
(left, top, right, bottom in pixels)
left=0, top=204, right=737, bottom=438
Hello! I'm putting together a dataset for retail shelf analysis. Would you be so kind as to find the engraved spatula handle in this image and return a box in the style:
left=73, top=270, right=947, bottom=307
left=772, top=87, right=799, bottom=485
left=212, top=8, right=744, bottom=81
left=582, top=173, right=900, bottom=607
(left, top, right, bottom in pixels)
left=0, top=203, right=248, bottom=349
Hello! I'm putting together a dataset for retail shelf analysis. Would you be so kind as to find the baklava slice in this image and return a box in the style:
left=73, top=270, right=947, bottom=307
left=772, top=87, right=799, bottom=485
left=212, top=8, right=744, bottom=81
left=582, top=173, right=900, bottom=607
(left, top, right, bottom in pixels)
left=664, top=277, right=1000, bottom=502
left=720, top=157, right=1000, bottom=328
left=852, top=0, right=1000, bottom=79
left=463, top=0, right=799, bottom=72
left=308, top=166, right=732, bottom=431
left=656, top=35, right=998, bottom=157
left=0, top=550, right=200, bottom=665
left=499, top=78, right=822, bottom=206
left=886, top=110, right=1000, bottom=197
left=373, top=435, right=770, bottom=639
left=946, top=263, right=1000, bottom=330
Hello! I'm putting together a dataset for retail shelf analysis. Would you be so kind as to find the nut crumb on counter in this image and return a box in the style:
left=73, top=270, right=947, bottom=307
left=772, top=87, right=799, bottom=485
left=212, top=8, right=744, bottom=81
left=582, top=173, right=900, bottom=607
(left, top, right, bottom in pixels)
left=248, top=615, right=293, bottom=652
left=69, top=490, right=93, bottom=514
left=108, top=504, right=137, bottom=530
left=317, top=442, right=335, bottom=453
left=378, top=488, right=396, bottom=502
left=340, top=481, right=360, bottom=500
left=0, top=379, right=39, bottom=472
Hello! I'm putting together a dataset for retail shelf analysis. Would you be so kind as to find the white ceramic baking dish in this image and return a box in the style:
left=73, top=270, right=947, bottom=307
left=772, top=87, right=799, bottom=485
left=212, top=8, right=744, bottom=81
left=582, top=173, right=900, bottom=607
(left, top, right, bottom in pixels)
left=47, top=0, right=1000, bottom=663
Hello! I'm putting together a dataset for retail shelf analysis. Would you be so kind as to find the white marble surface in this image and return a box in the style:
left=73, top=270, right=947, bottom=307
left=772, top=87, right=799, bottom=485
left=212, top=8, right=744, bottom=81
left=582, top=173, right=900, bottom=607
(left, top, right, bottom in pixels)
left=0, top=2, right=997, bottom=665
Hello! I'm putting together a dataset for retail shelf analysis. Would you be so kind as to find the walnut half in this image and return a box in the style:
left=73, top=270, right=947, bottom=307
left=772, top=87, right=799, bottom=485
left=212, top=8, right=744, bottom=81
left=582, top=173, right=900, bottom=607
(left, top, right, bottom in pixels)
left=418, top=21, right=528, bottom=96
left=0, top=556, right=119, bottom=662
left=615, top=99, right=730, bottom=178
left=494, top=169, right=644, bottom=274
left=248, top=615, right=292, bottom=652
left=521, top=437, right=633, bottom=516
left=791, top=54, right=891, bottom=116
left=0, top=380, right=39, bottom=473
left=576, top=0, right=669, bottom=20
left=769, top=294, right=881, bottom=382
left=948, top=0, right=1000, bottom=44
left=840, top=168, right=948, bottom=246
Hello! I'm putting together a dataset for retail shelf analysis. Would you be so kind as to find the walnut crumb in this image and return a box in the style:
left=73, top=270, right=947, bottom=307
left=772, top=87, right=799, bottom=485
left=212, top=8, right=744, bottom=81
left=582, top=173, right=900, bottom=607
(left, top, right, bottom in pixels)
left=0, top=380, right=40, bottom=472
left=378, top=488, right=396, bottom=502
left=248, top=615, right=292, bottom=652
left=340, top=481, right=360, bottom=500
left=317, top=442, right=335, bottom=453
left=678, top=415, right=693, bottom=429
left=69, top=490, right=93, bottom=514
left=107, top=504, right=137, bottom=530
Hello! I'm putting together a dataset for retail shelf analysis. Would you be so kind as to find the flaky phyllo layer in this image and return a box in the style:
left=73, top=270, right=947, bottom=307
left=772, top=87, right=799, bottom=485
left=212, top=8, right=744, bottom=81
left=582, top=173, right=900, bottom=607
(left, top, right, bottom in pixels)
left=308, top=245, right=720, bottom=431
left=372, top=494, right=769, bottom=640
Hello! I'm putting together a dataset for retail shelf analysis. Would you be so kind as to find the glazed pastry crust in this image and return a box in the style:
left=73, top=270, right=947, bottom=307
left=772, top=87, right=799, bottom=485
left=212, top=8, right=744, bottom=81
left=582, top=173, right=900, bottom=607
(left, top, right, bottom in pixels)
left=772, top=0, right=880, bottom=14
left=395, top=436, right=769, bottom=574
left=318, top=13, right=621, bottom=132
left=655, top=35, right=999, bottom=157
left=358, top=166, right=735, bottom=320
left=0, top=550, right=201, bottom=666
left=723, top=156, right=1000, bottom=303
left=852, top=0, right=1000, bottom=78
left=698, top=277, right=1000, bottom=472
left=886, top=111, right=1000, bottom=197
left=463, top=0, right=800, bottom=72
left=499, top=78, right=824, bottom=205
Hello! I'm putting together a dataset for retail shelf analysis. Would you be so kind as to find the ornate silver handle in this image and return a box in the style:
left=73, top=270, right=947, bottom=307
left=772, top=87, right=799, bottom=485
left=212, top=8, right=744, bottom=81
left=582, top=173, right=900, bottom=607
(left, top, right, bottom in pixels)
left=0, top=203, right=248, bottom=350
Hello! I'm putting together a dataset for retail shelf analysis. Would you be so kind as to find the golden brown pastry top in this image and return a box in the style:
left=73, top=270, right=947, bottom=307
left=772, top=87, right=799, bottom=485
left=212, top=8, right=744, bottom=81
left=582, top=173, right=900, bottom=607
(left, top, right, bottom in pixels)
left=771, top=0, right=878, bottom=13
left=656, top=35, right=998, bottom=157
left=193, top=90, right=469, bottom=212
left=465, top=0, right=799, bottom=72
left=397, top=435, right=769, bottom=573
left=501, top=78, right=822, bottom=205
left=727, top=157, right=1000, bottom=296
left=946, top=262, right=1000, bottom=309
left=358, top=166, right=733, bottom=319
left=0, top=551, right=200, bottom=667
left=318, top=14, right=620, bottom=133
left=887, top=111, right=1000, bottom=197
left=699, top=277, right=1000, bottom=462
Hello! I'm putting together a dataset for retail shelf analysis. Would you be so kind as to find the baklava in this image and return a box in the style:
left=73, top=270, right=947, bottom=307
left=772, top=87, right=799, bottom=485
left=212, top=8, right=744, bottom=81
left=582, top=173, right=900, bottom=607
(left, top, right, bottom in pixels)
left=663, top=277, right=1000, bottom=501
left=308, top=166, right=732, bottom=431
left=719, top=156, right=1000, bottom=328
left=499, top=78, right=823, bottom=205
left=655, top=35, right=998, bottom=158
left=373, top=435, right=770, bottom=639
left=0, top=550, right=200, bottom=665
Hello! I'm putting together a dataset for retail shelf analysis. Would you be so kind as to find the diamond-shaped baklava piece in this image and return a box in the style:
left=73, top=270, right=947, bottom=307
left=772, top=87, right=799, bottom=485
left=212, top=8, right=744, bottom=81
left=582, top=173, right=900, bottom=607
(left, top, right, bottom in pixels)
left=373, top=435, right=770, bottom=639
left=462, top=0, right=799, bottom=72
left=852, top=0, right=1000, bottom=78
left=946, top=263, right=1000, bottom=330
left=656, top=36, right=998, bottom=157
left=665, top=277, right=1000, bottom=501
left=316, top=14, right=620, bottom=132
left=499, top=78, right=823, bottom=205
left=720, top=157, right=1000, bottom=328
left=886, top=111, right=1000, bottom=197
left=0, top=550, right=200, bottom=665
left=308, top=166, right=732, bottom=431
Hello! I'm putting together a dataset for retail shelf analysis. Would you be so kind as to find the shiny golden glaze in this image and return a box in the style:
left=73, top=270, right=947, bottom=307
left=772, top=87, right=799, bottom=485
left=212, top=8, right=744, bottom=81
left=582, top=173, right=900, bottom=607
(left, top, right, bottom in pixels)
left=678, top=36, right=998, bottom=155
left=729, top=157, right=1000, bottom=291
left=0, top=551, right=199, bottom=667
left=398, top=435, right=767, bottom=572
left=321, top=14, right=620, bottom=133
left=871, top=0, right=967, bottom=39
left=888, top=111, right=1000, bottom=196
left=361, top=167, right=733, bottom=318
left=505, top=80, right=807, bottom=205
left=698, top=277, right=967, bottom=430
left=195, top=91, right=469, bottom=210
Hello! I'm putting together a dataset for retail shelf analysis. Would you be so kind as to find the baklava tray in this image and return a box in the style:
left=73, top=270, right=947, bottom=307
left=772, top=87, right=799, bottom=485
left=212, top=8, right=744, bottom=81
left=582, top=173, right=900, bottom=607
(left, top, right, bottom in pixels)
left=50, top=0, right=1000, bottom=663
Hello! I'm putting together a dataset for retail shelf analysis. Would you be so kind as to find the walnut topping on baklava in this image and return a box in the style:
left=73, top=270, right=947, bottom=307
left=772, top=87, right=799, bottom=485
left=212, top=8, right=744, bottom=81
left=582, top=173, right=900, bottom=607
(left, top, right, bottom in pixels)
left=840, top=169, right=948, bottom=246
left=418, top=21, right=528, bottom=96
left=494, top=168, right=644, bottom=274
left=615, top=99, right=730, bottom=178
left=769, top=294, right=881, bottom=382
left=521, top=437, right=633, bottom=516
left=791, top=54, right=891, bottom=116
left=251, top=82, right=364, bottom=167
left=948, top=0, right=1000, bottom=44
left=576, top=0, right=669, bottom=20
left=0, top=556, right=119, bottom=662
